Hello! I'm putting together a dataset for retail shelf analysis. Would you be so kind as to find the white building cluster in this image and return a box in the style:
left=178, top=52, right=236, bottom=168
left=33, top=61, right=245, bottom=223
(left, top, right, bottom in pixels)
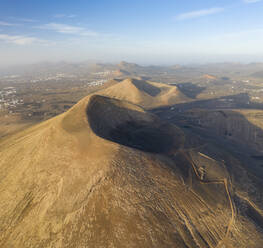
left=0, top=87, right=23, bottom=110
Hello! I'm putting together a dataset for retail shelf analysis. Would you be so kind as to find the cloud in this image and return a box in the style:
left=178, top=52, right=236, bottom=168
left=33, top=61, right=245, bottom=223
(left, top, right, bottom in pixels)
left=0, top=21, right=18, bottom=26
left=54, top=14, right=76, bottom=18
left=243, top=0, right=261, bottom=3
left=38, top=23, right=97, bottom=36
left=0, top=34, right=48, bottom=45
left=14, top=18, right=37, bottom=23
left=176, top=7, right=224, bottom=20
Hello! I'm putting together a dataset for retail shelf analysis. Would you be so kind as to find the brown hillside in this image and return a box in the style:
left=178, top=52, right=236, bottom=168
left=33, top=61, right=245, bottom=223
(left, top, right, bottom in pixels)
left=113, top=69, right=131, bottom=77
left=0, top=94, right=262, bottom=247
left=99, top=78, right=190, bottom=109
left=202, top=74, right=217, bottom=80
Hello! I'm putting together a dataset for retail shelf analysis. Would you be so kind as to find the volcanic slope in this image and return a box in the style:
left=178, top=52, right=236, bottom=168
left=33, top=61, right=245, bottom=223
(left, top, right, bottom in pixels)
left=98, top=78, right=190, bottom=109
left=0, top=93, right=263, bottom=247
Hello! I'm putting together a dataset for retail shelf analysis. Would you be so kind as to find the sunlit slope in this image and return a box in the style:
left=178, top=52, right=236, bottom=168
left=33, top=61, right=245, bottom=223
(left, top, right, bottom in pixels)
left=98, top=78, right=190, bottom=109
left=0, top=94, right=262, bottom=247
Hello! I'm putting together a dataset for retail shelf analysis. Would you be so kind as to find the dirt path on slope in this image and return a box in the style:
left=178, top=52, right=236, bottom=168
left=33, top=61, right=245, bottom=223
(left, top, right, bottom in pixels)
left=181, top=151, right=236, bottom=248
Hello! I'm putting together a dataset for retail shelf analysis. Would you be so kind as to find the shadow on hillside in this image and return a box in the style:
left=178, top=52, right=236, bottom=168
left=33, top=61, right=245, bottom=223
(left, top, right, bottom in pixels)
left=108, top=121, right=174, bottom=153
left=153, top=94, right=263, bottom=154
left=153, top=99, right=263, bottom=197
left=153, top=100, right=263, bottom=220
left=151, top=92, right=263, bottom=179
left=175, top=82, right=206, bottom=99
left=86, top=95, right=179, bottom=153
left=132, top=79, right=161, bottom=96
left=152, top=93, right=263, bottom=113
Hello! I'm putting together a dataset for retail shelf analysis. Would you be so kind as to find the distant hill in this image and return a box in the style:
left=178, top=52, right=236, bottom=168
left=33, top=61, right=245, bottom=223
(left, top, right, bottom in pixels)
left=202, top=74, right=217, bottom=80
left=118, top=61, right=140, bottom=69
left=99, top=78, right=190, bottom=108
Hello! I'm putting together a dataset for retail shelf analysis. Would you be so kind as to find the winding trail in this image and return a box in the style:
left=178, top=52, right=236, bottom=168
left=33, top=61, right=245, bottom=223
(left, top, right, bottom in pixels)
left=180, top=150, right=236, bottom=248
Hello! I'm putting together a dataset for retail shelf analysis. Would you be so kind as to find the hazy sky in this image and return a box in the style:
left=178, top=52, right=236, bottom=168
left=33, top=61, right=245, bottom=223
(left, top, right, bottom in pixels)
left=0, top=0, right=263, bottom=66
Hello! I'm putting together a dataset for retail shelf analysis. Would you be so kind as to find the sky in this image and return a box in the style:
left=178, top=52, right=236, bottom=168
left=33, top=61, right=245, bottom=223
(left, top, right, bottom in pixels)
left=0, top=0, right=263, bottom=66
